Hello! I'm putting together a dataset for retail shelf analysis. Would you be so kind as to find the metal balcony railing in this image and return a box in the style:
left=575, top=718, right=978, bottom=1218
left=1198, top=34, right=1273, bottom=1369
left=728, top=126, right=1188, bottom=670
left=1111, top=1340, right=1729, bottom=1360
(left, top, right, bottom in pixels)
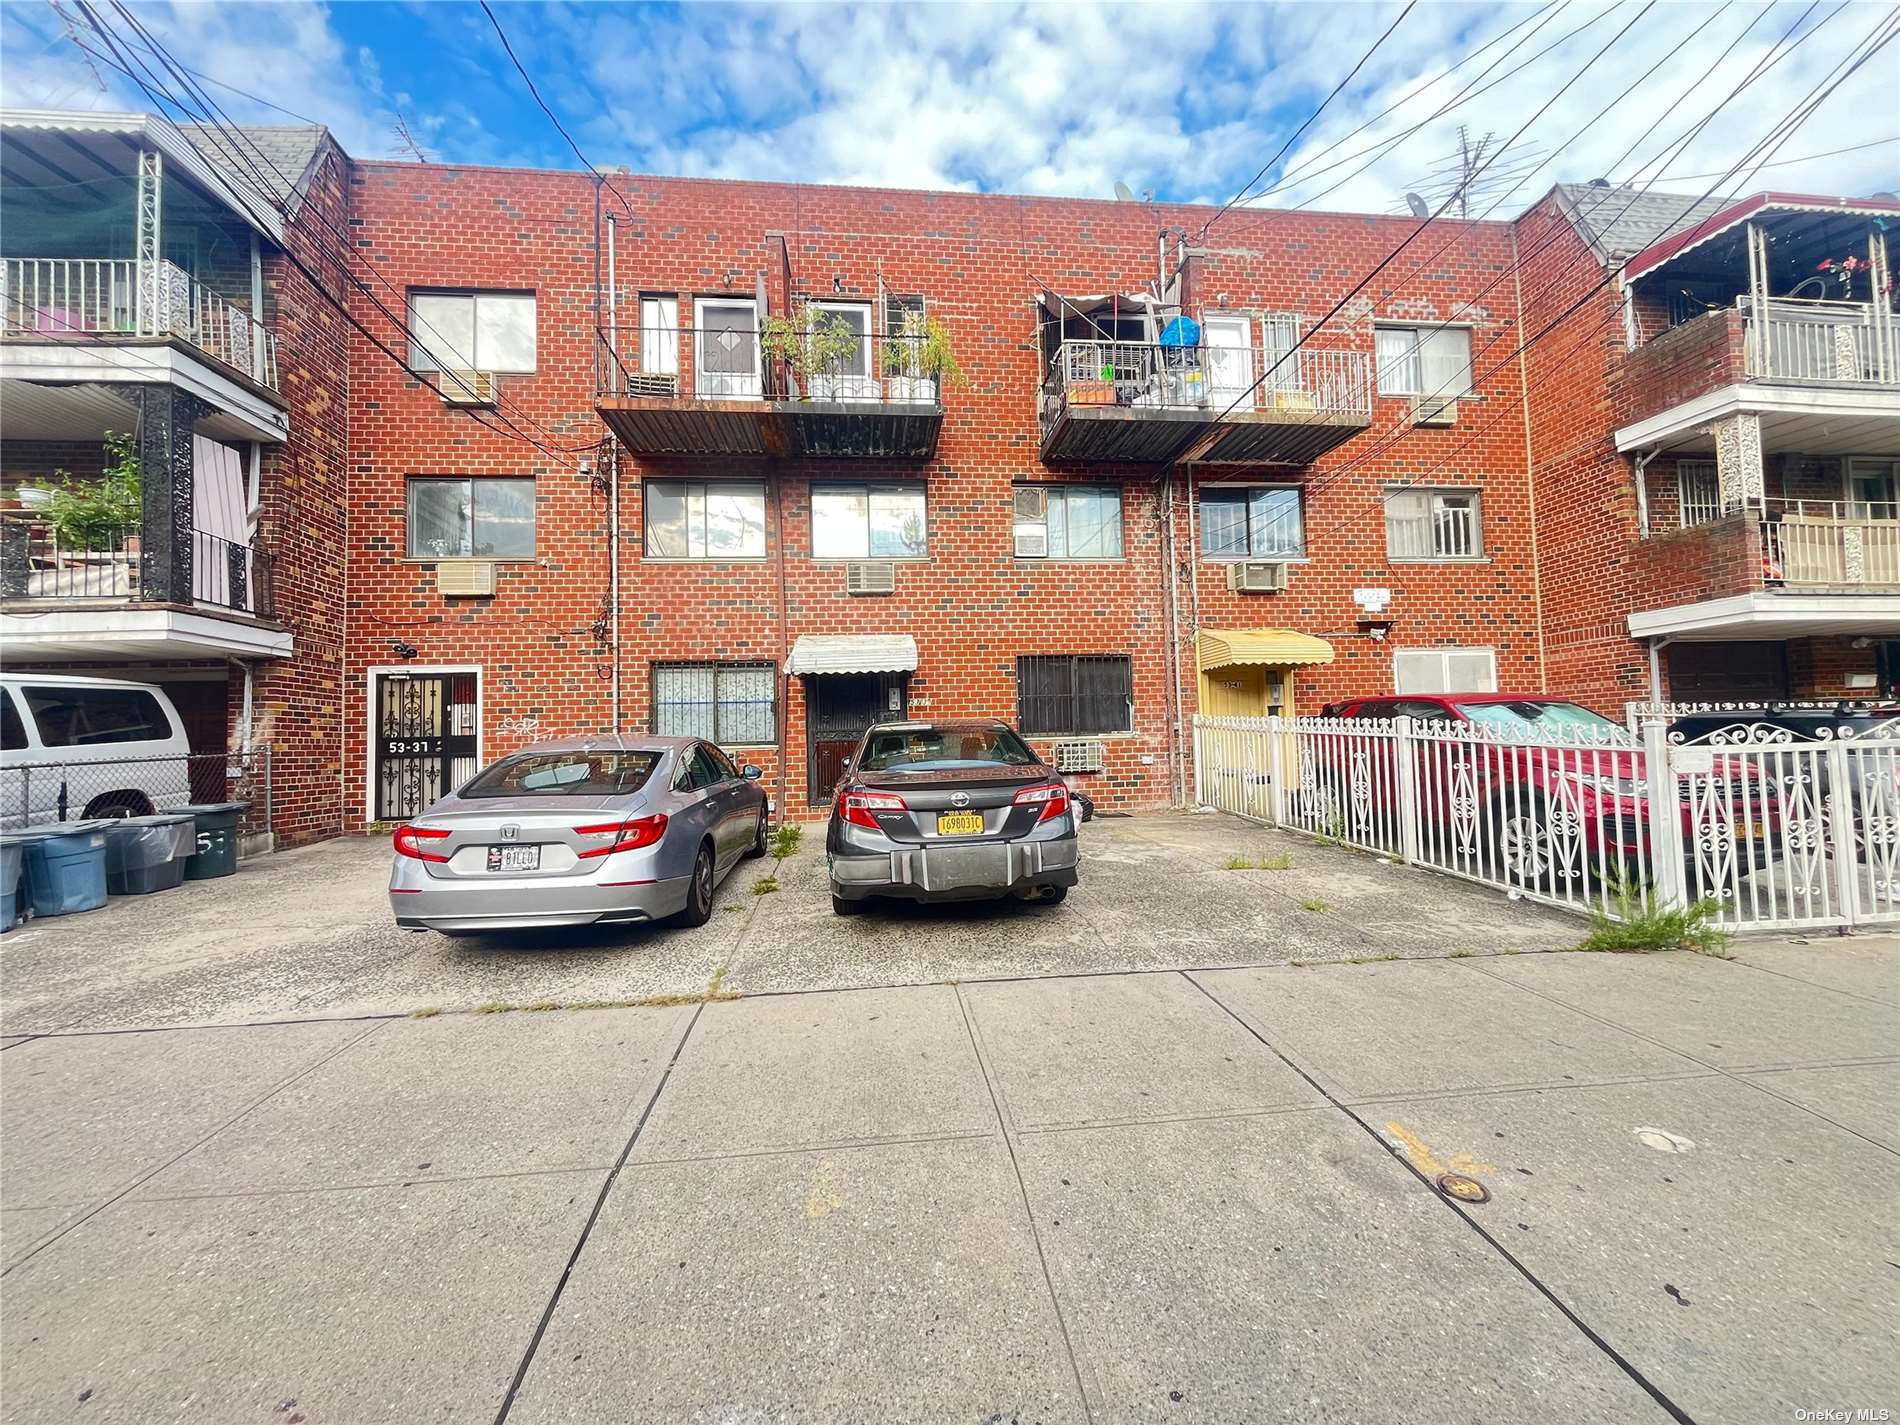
left=0, top=515, right=275, bottom=617
left=1762, top=498, right=1900, bottom=588
left=1042, top=339, right=1371, bottom=421
left=2, top=257, right=280, bottom=392
left=1743, top=297, right=1899, bottom=387
left=597, top=324, right=941, bottom=405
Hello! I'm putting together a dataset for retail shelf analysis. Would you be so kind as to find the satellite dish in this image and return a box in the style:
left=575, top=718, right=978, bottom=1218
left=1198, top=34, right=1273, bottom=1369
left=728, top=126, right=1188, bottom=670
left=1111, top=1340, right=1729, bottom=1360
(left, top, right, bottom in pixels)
left=1114, top=180, right=1137, bottom=202
left=1404, top=192, right=1429, bottom=218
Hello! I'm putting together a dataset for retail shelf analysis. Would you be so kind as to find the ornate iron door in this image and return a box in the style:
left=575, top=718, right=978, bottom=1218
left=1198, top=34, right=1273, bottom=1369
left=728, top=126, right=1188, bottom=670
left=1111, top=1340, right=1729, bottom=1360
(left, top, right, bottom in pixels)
left=807, top=672, right=906, bottom=804
left=374, top=673, right=479, bottom=820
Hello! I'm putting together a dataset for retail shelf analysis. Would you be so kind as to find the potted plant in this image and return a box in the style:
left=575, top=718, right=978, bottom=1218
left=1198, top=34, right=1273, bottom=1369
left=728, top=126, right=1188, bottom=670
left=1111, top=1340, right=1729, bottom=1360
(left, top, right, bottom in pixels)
left=882, top=308, right=966, bottom=403
left=46, top=430, right=142, bottom=555
left=762, top=310, right=866, bottom=399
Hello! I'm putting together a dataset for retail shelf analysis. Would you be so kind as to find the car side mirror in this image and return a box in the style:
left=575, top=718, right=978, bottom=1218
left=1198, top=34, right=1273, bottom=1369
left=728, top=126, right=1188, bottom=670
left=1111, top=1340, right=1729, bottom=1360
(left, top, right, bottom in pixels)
left=742, top=765, right=762, bottom=780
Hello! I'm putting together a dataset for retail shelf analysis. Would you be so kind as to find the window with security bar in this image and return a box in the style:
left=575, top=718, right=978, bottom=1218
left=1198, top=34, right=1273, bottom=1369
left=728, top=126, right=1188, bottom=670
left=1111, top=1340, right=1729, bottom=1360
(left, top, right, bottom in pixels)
left=1385, top=488, right=1482, bottom=560
left=1677, top=461, right=1721, bottom=527
left=1200, top=486, right=1303, bottom=558
left=650, top=662, right=777, bottom=746
left=1016, top=655, right=1133, bottom=736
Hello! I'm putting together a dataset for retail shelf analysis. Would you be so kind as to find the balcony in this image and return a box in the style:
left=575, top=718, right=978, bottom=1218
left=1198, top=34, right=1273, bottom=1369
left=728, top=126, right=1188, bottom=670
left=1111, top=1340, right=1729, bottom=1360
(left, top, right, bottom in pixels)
left=1038, top=340, right=1371, bottom=465
left=593, top=324, right=943, bottom=459
left=1763, top=499, right=1900, bottom=589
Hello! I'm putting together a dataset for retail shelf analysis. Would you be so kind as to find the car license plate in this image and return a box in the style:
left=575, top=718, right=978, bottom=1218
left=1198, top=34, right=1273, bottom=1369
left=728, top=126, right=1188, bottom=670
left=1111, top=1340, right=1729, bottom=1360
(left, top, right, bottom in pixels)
left=936, top=811, right=984, bottom=837
left=486, top=844, right=541, bottom=872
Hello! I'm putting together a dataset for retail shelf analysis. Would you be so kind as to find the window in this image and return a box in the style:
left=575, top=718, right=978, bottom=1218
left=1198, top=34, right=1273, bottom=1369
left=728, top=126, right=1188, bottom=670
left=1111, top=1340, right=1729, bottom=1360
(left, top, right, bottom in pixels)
left=461, top=750, right=660, bottom=798
left=1016, top=655, right=1133, bottom=735
left=1454, top=700, right=1624, bottom=738
left=407, top=478, right=536, bottom=559
left=408, top=291, right=536, bottom=373
left=644, top=481, right=767, bottom=559
left=806, top=302, right=875, bottom=400
left=639, top=295, right=678, bottom=374
left=1375, top=324, right=1472, bottom=396
left=1014, top=486, right=1124, bottom=559
left=685, top=745, right=730, bottom=788
left=812, top=484, right=927, bottom=558
left=1200, top=486, right=1303, bottom=558
left=1392, top=647, right=1497, bottom=696
left=1385, top=488, right=1482, bottom=559
left=651, top=663, right=777, bottom=745
left=0, top=693, right=23, bottom=751
left=694, top=297, right=760, bottom=398
left=20, top=685, right=171, bottom=747
left=1677, top=460, right=1721, bottom=527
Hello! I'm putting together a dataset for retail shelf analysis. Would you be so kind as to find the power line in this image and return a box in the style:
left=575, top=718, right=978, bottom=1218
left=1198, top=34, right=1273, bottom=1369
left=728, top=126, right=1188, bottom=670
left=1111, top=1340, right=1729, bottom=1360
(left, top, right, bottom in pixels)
left=1657, top=134, right=1900, bottom=182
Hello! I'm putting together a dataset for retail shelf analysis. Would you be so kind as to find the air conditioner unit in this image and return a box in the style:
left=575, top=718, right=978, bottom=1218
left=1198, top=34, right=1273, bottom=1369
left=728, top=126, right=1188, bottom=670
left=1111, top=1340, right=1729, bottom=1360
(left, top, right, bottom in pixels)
left=436, top=560, right=497, bottom=596
left=845, top=560, right=896, bottom=595
left=1013, top=528, right=1048, bottom=558
left=439, top=369, right=497, bottom=407
left=1226, top=559, right=1288, bottom=593
left=625, top=371, right=679, bottom=398
left=1411, top=395, right=1458, bottom=427
left=1052, top=740, right=1106, bottom=774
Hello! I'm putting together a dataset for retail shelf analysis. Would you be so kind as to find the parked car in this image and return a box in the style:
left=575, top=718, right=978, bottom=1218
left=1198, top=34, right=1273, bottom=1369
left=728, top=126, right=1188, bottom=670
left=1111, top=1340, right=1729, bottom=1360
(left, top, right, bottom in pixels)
left=1318, top=694, right=1775, bottom=885
left=0, top=673, right=193, bottom=828
left=388, top=736, right=768, bottom=935
left=827, top=719, right=1080, bottom=914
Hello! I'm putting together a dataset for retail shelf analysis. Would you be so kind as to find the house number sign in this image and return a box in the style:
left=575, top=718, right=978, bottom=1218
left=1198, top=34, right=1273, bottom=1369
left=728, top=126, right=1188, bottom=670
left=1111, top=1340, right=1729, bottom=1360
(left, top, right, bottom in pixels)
left=381, top=737, right=445, bottom=757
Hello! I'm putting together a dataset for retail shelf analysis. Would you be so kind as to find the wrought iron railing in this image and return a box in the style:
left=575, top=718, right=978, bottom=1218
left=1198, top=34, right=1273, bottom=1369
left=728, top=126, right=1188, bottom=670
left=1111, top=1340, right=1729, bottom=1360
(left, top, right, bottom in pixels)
left=1042, top=339, right=1371, bottom=421
left=2, top=256, right=280, bottom=391
left=1742, top=297, right=1899, bottom=387
left=0, top=515, right=274, bottom=616
left=597, top=324, right=941, bottom=404
left=1762, top=498, right=1900, bottom=588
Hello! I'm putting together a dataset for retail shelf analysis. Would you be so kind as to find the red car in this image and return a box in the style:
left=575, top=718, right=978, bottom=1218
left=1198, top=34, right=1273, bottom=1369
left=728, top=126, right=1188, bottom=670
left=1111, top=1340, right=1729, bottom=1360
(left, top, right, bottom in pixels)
left=1317, top=694, right=1775, bottom=887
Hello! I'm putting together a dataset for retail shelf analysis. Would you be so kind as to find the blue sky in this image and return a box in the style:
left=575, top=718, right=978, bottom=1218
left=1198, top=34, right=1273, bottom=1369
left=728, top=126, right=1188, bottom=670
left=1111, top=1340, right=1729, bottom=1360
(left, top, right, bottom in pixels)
left=3, top=2, right=1895, bottom=215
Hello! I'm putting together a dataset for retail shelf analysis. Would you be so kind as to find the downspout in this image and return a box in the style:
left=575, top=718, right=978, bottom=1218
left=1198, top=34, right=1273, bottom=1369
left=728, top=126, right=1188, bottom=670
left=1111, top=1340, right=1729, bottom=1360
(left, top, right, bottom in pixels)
left=1633, top=444, right=1660, bottom=538
left=1160, top=467, right=1187, bottom=805
left=608, top=440, right=621, bottom=733
left=1646, top=636, right=1673, bottom=703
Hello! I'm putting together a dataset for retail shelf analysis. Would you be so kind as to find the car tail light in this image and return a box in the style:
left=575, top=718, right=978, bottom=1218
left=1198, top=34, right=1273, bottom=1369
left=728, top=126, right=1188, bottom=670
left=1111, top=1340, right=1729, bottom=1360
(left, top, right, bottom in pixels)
left=573, top=814, right=669, bottom=858
left=392, top=824, right=452, bottom=862
left=1012, top=782, right=1071, bottom=824
left=838, top=789, right=907, bottom=829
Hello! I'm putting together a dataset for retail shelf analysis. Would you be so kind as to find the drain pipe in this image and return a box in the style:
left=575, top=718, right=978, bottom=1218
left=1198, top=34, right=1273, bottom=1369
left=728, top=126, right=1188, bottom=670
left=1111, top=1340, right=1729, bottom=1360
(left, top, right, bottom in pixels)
left=1160, top=467, right=1188, bottom=805
left=1633, top=444, right=1660, bottom=537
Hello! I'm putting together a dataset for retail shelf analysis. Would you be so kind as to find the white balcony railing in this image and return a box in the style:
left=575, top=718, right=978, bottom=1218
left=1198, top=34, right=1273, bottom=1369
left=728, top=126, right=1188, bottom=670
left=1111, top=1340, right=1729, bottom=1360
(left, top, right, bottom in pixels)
left=1763, top=498, right=1900, bottom=588
left=2, top=257, right=279, bottom=392
left=1744, top=297, right=1899, bottom=388
left=1045, top=339, right=1371, bottom=421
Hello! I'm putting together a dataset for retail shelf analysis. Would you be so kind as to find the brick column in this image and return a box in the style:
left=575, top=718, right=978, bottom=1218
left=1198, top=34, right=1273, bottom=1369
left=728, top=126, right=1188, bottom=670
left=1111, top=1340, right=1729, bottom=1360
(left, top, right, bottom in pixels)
left=105, top=383, right=207, bottom=604
left=1712, top=411, right=1763, bottom=513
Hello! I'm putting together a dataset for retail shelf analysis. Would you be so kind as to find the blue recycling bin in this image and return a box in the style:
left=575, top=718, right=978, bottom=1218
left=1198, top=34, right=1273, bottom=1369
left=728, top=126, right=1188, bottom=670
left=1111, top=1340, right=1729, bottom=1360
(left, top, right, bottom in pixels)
left=19, top=821, right=111, bottom=918
left=0, top=835, right=23, bottom=932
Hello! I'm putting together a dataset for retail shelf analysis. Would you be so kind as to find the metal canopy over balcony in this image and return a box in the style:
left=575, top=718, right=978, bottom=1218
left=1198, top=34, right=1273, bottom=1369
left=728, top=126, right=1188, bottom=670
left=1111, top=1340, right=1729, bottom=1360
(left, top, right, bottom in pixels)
left=594, top=323, right=943, bottom=459
left=1038, top=340, right=1371, bottom=466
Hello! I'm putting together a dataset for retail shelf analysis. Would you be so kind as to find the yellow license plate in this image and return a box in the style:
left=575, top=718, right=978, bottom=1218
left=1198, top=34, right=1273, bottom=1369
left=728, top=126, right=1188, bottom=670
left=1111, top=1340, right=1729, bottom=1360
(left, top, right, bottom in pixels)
left=937, top=811, right=984, bottom=836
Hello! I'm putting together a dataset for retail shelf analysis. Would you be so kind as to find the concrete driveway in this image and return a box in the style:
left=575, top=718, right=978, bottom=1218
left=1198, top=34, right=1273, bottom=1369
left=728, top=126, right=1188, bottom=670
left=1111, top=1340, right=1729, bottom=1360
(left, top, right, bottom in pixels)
left=0, top=812, right=1581, bottom=1034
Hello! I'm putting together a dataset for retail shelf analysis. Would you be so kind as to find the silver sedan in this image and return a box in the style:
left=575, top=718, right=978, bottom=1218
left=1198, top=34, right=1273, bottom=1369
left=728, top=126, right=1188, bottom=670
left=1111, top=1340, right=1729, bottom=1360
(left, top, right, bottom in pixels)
left=388, top=736, right=769, bottom=935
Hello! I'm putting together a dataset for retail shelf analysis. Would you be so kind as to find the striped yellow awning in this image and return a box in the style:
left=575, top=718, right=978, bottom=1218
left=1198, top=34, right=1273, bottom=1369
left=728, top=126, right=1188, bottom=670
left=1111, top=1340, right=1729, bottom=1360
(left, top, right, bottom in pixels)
left=1196, top=629, right=1335, bottom=671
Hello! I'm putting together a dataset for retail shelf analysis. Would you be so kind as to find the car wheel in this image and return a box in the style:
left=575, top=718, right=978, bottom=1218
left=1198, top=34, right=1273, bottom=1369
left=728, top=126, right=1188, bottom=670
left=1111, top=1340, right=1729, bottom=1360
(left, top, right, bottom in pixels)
left=673, top=843, right=716, bottom=927
left=1491, top=793, right=1577, bottom=895
left=747, top=809, right=769, bottom=858
left=84, top=791, right=153, bottom=820
left=1038, top=885, right=1068, bottom=905
left=830, top=892, right=861, bottom=916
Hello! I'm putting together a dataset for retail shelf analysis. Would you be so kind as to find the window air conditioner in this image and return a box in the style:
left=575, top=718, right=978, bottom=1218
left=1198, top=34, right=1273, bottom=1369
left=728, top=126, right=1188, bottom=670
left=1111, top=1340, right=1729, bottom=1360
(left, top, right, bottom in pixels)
left=1226, top=559, right=1288, bottom=593
left=1411, top=395, right=1458, bottom=427
left=436, top=560, right=497, bottom=596
left=845, top=560, right=896, bottom=595
left=1052, top=740, right=1106, bottom=774
left=625, top=371, right=679, bottom=398
left=439, top=369, right=497, bottom=407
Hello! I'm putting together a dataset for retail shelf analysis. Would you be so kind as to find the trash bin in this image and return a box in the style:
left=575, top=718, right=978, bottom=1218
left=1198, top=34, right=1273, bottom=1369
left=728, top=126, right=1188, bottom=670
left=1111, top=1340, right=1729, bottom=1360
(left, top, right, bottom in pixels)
left=18, top=821, right=111, bottom=918
left=0, top=834, right=25, bottom=931
left=180, top=802, right=249, bottom=881
left=103, top=814, right=196, bottom=896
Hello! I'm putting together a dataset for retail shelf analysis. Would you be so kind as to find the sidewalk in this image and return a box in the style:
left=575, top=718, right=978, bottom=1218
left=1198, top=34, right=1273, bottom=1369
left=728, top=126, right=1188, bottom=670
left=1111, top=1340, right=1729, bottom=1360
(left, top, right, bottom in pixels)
left=3, top=943, right=1894, bottom=1422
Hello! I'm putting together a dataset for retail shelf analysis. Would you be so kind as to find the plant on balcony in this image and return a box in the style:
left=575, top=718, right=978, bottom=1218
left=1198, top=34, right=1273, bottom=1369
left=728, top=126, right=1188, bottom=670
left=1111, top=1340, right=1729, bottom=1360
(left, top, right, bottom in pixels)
left=760, top=310, right=863, bottom=394
left=45, top=431, right=142, bottom=550
left=881, top=309, right=967, bottom=393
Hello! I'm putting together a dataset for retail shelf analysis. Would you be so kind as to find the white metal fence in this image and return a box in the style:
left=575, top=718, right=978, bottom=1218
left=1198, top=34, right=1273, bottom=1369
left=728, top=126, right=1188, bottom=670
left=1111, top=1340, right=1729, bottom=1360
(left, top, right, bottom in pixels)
left=1193, top=712, right=1900, bottom=934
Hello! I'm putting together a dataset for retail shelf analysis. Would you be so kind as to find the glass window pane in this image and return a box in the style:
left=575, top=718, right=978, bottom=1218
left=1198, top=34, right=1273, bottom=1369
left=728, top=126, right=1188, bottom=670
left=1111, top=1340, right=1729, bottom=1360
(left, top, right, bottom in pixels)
left=410, top=294, right=474, bottom=371
left=472, top=479, right=535, bottom=558
left=1200, top=489, right=1249, bottom=555
left=477, top=294, right=537, bottom=371
left=1249, top=489, right=1302, bottom=556
left=640, top=297, right=678, bottom=374
left=868, top=488, right=926, bottom=557
left=1393, top=651, right=1444, bottom=695
left=1046, top=488, right=1069, bottom=558
left=715, top=665, right=776, bottom=745
left=653, top=665, right=715, bottom=739
left=645, top=482, right=689, bottom=558
left=1420, top=328, right=1471, bottom=396
left=1385, top=490, right=1433, bottom=560
left=1065, top=488, right=1122, bottom=558
left=409, top=480, right=471, bottom=558
left=1445, top=649, right=1496, bottom=692
left=812, top=487, right=868, bottom=559
left=1375, top=327, right=1418, bottom=394
left=705, top=485, right=766, bottom=558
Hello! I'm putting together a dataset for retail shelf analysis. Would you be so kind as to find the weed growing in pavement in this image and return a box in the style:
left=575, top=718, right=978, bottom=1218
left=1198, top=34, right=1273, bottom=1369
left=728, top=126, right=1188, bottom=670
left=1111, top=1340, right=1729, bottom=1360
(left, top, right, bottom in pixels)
left=1579, top=879, right=1731, bottom=957
left=410, top=1006, right=441, bottom=1018
left=1344, top=952, right=1400, bottom=964
left=474, top=1002, right=511, bottom=1014
left=1300, top=898, right=1331, bottom=913
left=769, top=824, right=803, bottom=860
left=752, top=876, right=780, bottom=895
left=721, top=902, right=744, bottom=913
left=1448, top=949, right=1475, bottom=959
left=1225, top=852, right=1294, bottom=871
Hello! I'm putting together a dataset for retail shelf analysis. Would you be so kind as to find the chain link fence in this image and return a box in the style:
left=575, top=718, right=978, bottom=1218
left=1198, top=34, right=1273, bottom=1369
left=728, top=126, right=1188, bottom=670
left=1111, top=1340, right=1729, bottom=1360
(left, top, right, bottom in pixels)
left=0, top=749, right=272, bottom=840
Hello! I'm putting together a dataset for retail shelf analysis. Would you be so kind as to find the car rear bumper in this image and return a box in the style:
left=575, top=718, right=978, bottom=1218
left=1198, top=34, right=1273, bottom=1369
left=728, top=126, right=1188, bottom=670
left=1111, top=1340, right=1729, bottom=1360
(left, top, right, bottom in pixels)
left=829, top=833, right=1080, bottom=903
left=388, top=866, right=693, bottom=932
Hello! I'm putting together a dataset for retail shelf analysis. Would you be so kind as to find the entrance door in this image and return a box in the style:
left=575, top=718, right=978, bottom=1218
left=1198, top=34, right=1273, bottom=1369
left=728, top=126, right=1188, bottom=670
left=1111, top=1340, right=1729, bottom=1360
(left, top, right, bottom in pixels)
left=695, top=298, right=761, bottom=399
left=373, top=672, right=479, bottom=821
left=807, top=672, right=907, bottom=804
left=1203, top=315, right=1256, bottom=411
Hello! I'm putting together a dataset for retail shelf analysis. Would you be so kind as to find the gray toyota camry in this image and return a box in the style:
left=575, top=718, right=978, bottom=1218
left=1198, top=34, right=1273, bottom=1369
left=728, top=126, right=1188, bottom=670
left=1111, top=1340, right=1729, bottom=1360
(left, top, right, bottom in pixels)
left=826, top=719, right=1081, bottom=914
left=389, top=736, right=768, bottom=935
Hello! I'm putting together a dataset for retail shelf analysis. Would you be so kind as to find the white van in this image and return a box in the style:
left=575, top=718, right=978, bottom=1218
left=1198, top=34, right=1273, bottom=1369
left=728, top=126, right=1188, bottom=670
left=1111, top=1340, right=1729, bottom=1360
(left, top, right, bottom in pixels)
left=0, top=674, right=193, bottom=828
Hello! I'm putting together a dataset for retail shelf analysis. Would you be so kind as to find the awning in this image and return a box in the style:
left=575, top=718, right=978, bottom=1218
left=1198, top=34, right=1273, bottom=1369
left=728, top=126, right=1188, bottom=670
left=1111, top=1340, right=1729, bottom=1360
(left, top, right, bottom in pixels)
left=1196, top=629, right=1335, bottom=671
left=787, top=633, right=918, bottom=676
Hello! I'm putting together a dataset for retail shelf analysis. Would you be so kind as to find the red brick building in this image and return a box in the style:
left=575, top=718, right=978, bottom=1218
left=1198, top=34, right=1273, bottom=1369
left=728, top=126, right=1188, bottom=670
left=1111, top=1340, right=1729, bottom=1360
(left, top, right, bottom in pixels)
left=6, top=112, right=1892, bottom=842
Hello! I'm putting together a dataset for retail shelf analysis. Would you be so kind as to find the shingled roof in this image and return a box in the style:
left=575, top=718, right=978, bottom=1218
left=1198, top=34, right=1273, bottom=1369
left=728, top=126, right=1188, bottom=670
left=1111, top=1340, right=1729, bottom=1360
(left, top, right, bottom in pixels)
left=1552, top=182, right=1731, bottom=264
left=183, top=122, right=330, bottom=220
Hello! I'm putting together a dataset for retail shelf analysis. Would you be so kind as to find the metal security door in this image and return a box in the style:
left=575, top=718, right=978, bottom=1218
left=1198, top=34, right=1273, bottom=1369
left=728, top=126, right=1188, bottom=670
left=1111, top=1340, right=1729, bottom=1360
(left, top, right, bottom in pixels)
left=374, top=673, right=479, bottom=820
left=807, top=672, right=906, bottom=804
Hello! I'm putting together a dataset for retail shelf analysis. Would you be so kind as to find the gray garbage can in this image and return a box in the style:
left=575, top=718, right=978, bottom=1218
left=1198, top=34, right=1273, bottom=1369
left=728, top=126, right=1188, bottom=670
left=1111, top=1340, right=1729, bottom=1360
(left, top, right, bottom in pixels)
left=103, top=814, right=197, bottom=895
left=0, top=834, right=24, bottom=931
left=180, top=802, right=249, bottom=881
